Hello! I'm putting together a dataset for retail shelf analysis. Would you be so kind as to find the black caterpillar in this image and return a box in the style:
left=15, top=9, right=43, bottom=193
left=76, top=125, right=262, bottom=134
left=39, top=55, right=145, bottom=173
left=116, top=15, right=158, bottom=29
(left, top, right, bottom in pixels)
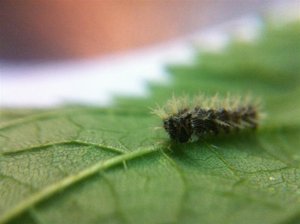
left=153, top=95, right=261, bottom=143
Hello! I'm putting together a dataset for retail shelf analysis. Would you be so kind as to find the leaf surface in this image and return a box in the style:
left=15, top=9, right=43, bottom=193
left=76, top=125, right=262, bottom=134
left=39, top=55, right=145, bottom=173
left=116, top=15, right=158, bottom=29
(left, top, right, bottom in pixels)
left=1, top=22, right=300, bottom=224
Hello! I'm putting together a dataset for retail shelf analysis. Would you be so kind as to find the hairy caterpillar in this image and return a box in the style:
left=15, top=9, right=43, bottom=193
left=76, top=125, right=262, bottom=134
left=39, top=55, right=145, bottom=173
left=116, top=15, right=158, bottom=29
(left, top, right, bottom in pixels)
left=152, top=94, right=261, bottom=143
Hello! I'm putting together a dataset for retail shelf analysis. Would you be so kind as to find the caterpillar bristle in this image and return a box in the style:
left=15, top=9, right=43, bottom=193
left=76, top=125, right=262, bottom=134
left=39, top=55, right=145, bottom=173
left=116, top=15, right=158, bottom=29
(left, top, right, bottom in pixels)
left=152, top=94, right=262, bottom=143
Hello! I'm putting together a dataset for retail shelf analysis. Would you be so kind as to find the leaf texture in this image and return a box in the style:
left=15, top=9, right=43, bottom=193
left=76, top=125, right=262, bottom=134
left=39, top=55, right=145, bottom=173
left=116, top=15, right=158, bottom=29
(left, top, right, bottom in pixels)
left=0, top=22, right=300, bottom=224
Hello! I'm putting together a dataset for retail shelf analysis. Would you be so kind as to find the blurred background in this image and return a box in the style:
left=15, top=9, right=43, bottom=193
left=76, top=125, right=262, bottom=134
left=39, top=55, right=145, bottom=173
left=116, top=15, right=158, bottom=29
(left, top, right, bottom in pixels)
left=0, top=0, right=270, bottom=60
left=0, top=0, right=299, bottom=107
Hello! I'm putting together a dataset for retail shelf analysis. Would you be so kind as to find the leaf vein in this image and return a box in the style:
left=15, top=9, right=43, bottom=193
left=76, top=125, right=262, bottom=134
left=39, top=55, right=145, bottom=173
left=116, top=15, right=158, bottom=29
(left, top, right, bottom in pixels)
left=0, top=140, right=126, bottom=156
left=0, top=145, right=159, bottom=224
left=100, top=173, right=129, bottom=224
left=162, top=152, right=188, bottom=223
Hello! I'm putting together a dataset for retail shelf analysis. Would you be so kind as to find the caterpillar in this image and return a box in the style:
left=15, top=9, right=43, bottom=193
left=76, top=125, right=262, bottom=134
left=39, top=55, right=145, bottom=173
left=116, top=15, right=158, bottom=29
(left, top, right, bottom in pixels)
left=152, top=94, right=261, bottom=143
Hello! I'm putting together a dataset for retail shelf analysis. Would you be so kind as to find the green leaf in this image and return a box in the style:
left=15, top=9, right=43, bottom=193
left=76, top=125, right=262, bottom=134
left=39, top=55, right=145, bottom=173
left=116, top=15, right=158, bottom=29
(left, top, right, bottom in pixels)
left=1, top=22, right=300, bottom=224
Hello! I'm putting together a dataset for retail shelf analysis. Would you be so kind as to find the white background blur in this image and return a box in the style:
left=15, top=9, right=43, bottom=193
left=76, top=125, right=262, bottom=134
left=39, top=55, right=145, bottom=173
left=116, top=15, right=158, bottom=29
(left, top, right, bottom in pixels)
left=0, top=0, right=299, bottom=108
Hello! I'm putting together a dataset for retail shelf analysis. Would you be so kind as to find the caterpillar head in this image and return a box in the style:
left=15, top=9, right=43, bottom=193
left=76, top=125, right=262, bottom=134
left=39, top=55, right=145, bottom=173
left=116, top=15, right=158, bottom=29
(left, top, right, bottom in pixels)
left=163, top=112, right=193, bottom=143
